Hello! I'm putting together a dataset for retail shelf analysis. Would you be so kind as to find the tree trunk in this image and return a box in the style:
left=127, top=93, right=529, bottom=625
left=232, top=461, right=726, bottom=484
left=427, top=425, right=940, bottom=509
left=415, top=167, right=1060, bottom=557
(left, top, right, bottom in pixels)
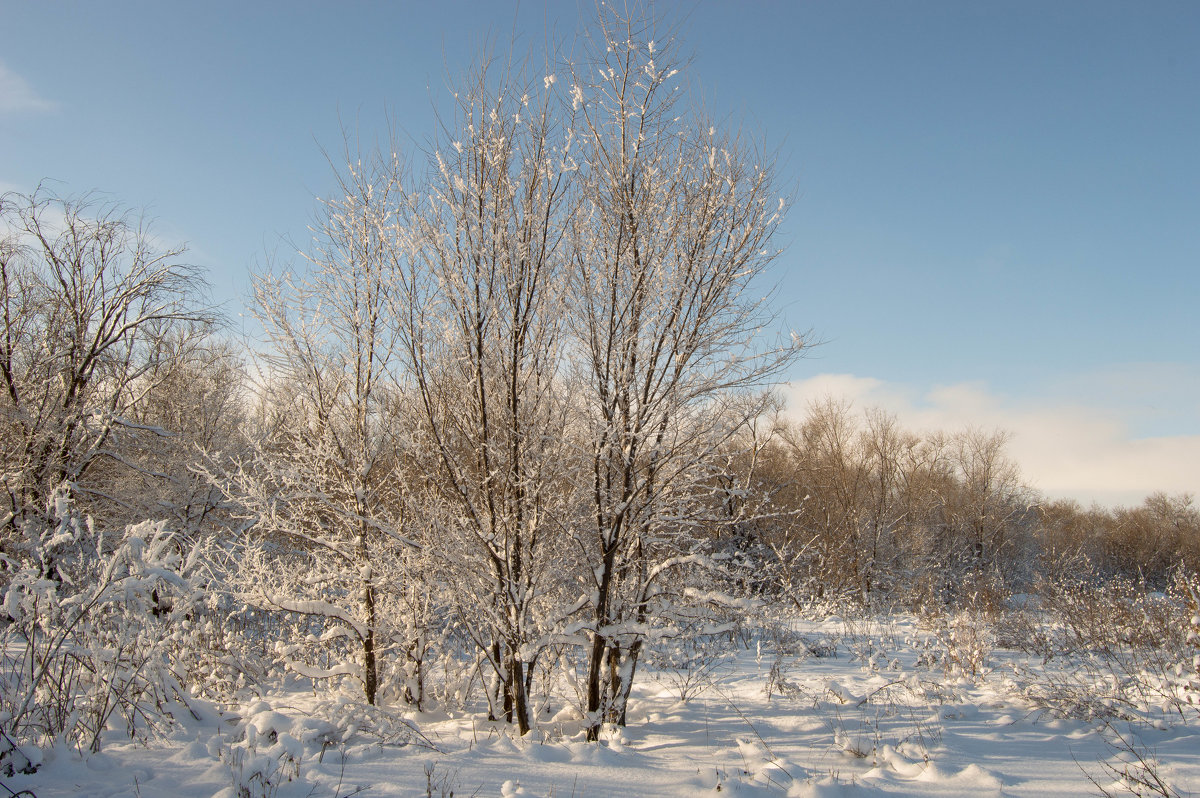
left=508, top=647, right=531, bottom=735
left=585, top=628, right=607, bottom=741
left=585, top=549, right=616, bottom=741
left=362, top=580, right=377, bottom=705
left=614, top=638, right=643, bottom=727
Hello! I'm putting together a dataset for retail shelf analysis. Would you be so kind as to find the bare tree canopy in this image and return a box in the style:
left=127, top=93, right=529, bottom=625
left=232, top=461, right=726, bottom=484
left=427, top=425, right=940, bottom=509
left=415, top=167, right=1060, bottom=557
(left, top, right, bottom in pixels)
left=0, top=186, right=217, bottom=536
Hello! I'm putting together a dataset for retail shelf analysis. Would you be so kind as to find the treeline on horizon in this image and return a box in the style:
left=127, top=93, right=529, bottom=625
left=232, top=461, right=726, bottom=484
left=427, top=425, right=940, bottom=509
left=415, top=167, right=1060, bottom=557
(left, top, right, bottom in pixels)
left=720, top=399, right=1198, bottom=600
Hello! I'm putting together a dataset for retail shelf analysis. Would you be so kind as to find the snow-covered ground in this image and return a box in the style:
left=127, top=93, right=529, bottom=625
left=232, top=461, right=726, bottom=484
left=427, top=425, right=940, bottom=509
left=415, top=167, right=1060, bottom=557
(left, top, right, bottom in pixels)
left=8, top=613, right=1198, bottom=798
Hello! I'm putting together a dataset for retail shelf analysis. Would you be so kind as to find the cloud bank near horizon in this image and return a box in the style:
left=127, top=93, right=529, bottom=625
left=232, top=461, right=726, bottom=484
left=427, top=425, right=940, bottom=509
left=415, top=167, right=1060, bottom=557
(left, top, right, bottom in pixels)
left=783, top=371, right=1200, bottom=508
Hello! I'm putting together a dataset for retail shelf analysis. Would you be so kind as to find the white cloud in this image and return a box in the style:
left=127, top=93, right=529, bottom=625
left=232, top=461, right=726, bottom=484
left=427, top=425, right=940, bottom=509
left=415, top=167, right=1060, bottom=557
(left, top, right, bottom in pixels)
left=783, top=372, right=1200, bottom=508
left=0, top=61, right=56, bottom=114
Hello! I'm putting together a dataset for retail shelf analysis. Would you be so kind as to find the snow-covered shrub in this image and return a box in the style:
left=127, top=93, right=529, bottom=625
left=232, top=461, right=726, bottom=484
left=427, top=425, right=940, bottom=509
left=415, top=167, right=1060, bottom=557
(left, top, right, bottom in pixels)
left=230, top=544, right=380, bottom=703
left=1041, top=573, right=1200, bottom=798
left=422, top=644, right=481, bottom=714
left=168, top=586, right=273, bottom=703
left=910, top=572, right=1029, bottom=678
left=374, top=568, right=463, bottom=712
left=835, top=611, right=903, bottom=674
left=756, top=614, right=838, bottom=663
left=916, top=608, right=994, bottom=679
left=211, top=695, right=436, bottom=798
left=307, top=696, right=436, bottom=748
left=990, top=596, right=1056, bottom=660
left=0, top=494, right=201, bottom=758
left=211, top=701, right=311, bottom=798
left=646, top=626, right=735, bottom=702
left=1017, top=570, right=1200, bottom=727
left=1182, top=576, right=1200, bottom=710
left=1043, top=577, right=1152, bottom=655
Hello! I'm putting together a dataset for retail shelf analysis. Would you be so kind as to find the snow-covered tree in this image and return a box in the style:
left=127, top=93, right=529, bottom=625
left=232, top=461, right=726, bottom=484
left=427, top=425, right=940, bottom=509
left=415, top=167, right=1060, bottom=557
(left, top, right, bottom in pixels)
left=393, top=59, right=578, bottom=734
left=219, top=153, right=412, bottom=705
left=0, top=187, right=216, bottom=547
left=564, top=7, right=800, bottom=739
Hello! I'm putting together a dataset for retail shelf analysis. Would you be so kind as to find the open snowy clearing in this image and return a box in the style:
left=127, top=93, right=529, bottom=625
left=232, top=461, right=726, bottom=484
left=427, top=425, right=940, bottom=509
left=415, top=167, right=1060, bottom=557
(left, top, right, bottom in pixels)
left=8, top=613, right=1198, bottom=798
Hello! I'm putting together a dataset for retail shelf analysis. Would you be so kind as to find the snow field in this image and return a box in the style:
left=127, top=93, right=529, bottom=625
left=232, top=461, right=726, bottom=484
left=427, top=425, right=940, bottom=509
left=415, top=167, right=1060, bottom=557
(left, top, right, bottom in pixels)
left=8, top=611, right=1198, bottom=798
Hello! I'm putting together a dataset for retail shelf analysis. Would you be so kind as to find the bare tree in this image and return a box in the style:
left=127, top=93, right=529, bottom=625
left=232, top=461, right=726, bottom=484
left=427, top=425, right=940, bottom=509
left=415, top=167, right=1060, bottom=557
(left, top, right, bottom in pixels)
left=97, top=339, right=245, bottom=536
left=854, top=407, right=926, bottom=597
left=944, top=427, right=1029, bottom=573
left=705, top=396, right=795, bottom=597
left=1106, top=492, right=1199, bottom=582
left=219, top=153, right=410, bottom=705
left=0, top=186, right=220, bottom=759
left=784, top=397, right=871, bottom=599
left=0, top=186, right=215, bottom=554
left=393, top=57, right=577, bottom=734
left=564, top=7, right=799, bottom=739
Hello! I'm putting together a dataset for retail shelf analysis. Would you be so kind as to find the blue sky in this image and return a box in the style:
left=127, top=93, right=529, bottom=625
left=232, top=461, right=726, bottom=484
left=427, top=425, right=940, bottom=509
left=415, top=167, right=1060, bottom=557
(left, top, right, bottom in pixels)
left=2, top=1, right=1197, bottom=505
